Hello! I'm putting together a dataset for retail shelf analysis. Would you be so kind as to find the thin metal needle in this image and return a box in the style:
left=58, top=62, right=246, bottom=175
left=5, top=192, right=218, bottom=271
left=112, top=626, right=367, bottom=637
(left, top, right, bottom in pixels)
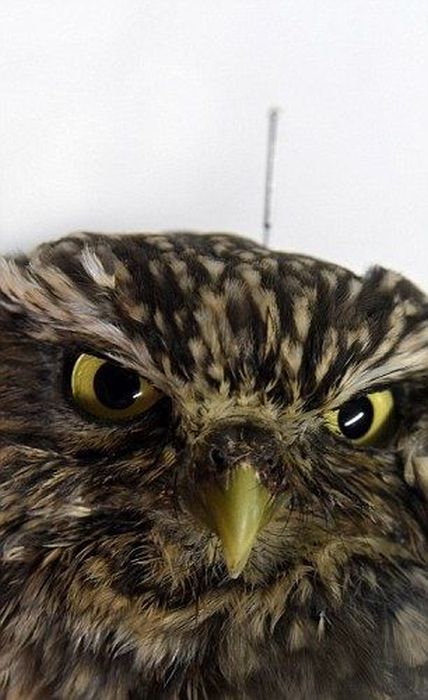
left=262, top=108, right=280, bottom=248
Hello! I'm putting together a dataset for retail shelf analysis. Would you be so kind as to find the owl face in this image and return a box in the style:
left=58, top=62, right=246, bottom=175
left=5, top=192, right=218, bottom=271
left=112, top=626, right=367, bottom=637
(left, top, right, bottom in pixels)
left=0, top=232, right=427, bottom=696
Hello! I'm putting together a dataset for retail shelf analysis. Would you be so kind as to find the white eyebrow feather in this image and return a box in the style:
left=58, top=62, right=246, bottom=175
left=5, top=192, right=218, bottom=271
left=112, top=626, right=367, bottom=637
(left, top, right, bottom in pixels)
left=80, top=246, right=116, bottom=289
left=331, top=322, right=428, bottom=406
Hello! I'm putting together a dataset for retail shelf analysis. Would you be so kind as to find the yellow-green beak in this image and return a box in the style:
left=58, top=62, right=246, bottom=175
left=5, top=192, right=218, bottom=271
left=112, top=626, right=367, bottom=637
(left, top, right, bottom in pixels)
left=191, top=464, right=274, bottom=578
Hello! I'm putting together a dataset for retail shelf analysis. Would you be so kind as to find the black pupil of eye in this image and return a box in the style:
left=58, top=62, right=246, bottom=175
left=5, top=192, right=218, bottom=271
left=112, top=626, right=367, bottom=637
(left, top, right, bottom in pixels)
left=93, top=363, right=141, bottom=410
left=337, top=396, right=374, bottom=440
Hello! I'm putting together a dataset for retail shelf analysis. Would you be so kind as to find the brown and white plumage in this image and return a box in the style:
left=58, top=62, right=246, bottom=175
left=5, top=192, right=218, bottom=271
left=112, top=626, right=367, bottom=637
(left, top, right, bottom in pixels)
left=0, top=231, right=427, bottom=699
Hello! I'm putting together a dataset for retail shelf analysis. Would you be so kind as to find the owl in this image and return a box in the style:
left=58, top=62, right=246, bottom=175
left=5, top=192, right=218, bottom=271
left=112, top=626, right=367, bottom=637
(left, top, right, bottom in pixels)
left=0, top=231, right=426, bottom=700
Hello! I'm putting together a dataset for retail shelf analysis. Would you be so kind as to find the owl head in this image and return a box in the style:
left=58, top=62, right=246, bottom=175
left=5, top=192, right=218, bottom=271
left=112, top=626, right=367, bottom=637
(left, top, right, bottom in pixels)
left=0, top=231, right=427, bottom=695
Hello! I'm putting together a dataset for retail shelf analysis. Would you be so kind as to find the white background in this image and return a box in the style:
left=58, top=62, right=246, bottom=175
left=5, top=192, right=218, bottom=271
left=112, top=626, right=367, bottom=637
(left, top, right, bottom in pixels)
left=0, top=1, right=427, bottom=288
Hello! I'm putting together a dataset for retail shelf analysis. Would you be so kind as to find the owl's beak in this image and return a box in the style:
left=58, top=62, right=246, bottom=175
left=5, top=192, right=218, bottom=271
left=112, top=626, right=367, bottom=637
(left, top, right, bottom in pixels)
left=191, top=464, right=274, bottom=578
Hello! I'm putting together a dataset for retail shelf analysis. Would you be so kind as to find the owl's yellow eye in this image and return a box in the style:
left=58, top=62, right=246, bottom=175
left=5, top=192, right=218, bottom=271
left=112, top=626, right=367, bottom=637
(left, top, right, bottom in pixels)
left=324, top=389, right=395, bottom=447
left=71, top=354, right=162, bottom=421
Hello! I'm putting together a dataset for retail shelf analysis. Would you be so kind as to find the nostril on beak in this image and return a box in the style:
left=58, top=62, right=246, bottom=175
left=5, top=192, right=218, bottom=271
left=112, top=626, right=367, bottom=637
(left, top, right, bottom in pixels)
left=208, top=444, right=281, bottom=472
left=209, top=447, right=227, bottom=468
left=265, top=454, right=280, bottom=469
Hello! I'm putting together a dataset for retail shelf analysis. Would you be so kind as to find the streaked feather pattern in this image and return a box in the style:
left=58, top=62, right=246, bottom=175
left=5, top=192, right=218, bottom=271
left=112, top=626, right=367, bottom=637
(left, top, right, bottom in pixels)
left=0, top=232, right=426, bottom=698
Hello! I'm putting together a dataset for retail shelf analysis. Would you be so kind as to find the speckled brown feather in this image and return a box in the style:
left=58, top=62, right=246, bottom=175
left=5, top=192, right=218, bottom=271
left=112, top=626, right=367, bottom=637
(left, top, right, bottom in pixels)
left=0, top=232, right=427, bottom=699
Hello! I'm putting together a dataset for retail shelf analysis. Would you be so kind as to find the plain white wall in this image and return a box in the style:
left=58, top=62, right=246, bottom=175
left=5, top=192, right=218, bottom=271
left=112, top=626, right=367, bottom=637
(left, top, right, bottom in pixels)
left=0, top=1, right=427, bottom=288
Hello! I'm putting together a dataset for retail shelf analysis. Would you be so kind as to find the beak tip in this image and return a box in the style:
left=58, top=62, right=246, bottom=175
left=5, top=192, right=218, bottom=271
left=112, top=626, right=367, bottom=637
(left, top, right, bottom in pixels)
left=228, top=569, right=243, bottom=580
left=223, top=547, right=252, bottom=579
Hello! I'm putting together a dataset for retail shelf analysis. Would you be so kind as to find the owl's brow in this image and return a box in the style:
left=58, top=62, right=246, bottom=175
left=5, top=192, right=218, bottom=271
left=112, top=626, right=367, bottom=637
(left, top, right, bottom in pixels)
left=331, top=350, right=428, bottom=406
